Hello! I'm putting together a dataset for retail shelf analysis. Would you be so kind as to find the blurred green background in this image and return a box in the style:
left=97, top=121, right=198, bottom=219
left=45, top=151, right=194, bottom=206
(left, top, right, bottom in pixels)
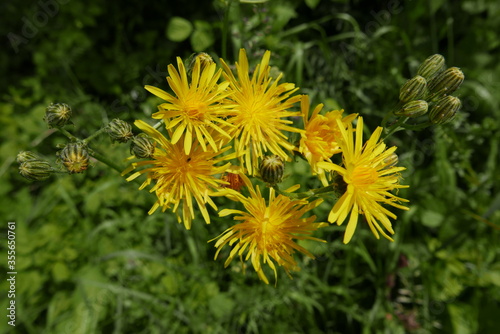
left=1, top=0, right=499, bottom=333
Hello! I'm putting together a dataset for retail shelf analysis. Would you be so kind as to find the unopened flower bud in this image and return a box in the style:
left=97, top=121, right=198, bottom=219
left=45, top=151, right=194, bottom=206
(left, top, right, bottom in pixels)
left=259, top=155, right=285, bottom=185
left=383, top=152, right=399, bottom=169
left=44, top=103, right=72, bottom=128
left=130, top=135, right=155, bottom=159
left=417, top=54, right=445, bottom=80
left=395, top=100, right=428, bottom=118
left=429, top=96, right=461, bottom=124
left=19, top=159, right=53, bottom=181
left=16, top=151, right=41, bottom=164
left=107, top=119, right=133, bottom=143
left=428, top=67, right=464, bottom=96
left=399, top=76, right=427, bottom=103
left=187, top=52, right=215, bottom=76
left=58, top=143, right=90, bottom=173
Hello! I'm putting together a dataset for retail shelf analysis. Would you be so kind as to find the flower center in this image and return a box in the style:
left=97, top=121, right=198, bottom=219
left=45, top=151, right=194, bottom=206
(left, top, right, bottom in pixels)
left=346, top=164, right=378, bottom=189
left=183, top=100, right=207, bottom=119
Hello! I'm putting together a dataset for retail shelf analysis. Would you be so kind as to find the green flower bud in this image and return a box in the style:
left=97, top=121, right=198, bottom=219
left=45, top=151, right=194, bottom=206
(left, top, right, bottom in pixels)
left=16, top=151, right=41, bottom=164
left=428, top=67, right=464, bottom=96
left=19, top=159, right=53, bottom=181
left=187, top=52, right=215, bottom=76
left=58, top=143, right=90, bottom=174
left=44, top=103, right=72, bottom=128
left=130, top=135, right=156, bottom=159
left=417, top=54, right=445, bottom=80
left=399, top=76, right=427, bottom=103
left=259, top=155, right=285, bottom=185
left=383, top=152, right=399, bottom=169
left=107, top=119, right=133, bottom=143
left=394, top=100, right=428, bottom=118
left=429, top=96, right=461, bottom=125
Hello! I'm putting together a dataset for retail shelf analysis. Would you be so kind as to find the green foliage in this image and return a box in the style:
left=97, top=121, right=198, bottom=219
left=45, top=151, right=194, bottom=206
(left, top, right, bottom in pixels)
left=1, top=0, right=500, bottom=333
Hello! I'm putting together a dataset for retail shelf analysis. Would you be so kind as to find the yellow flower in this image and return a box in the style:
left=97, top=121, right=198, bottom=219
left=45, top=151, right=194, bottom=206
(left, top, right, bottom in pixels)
left=124, top=120, right=237, bottom=230
left=318, top=117, right=409, bottom=244
left=145, top=56, right=234, bottom=155
left=220, top=49, right=302, bottom=175
left=298, top=95, right=357, bottom=186
left=212, top=174, right=325, bottom=284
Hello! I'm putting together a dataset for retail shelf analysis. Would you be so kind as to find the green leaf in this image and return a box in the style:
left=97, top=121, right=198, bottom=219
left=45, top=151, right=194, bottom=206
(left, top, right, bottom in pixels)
left=305, top=0, right=321, bottom=9
left=420, top=209, right=444, bottom=228
left=240, top=0, right=269, bottom=3
left=272, top=4, right=297, bottom=31
left=448, top=302, right=478, bottom=334
left=166, top=17, right=193, bottom=42
left=46, top=292, right=72, bottom=329
left=190, top=21, right=214, bottom=52
left=52, top=262, right=71, bottom=282
left=209, top=293, right=236, bottom=319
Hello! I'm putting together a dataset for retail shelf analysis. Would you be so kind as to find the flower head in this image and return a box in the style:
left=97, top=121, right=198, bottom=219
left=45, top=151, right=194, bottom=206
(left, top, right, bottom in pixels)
left=212, top=174, right=325, bottom=284
left=220, top=49, right=302, bottom=175
left=145, top=56, right=234, bottom=155
left=298, top=95, right=357, bottom=186
left=318, top=117, right=409, bottom=244
left=125, top=120, right=237, bottom=230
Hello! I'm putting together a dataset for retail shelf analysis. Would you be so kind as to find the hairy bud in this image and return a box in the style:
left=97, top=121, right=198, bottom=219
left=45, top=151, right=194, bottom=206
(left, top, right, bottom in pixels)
left=130, top=135, right=156, bottom=159
left=428, top=67, right=464, bottom=96
left=395, top=100, right=428, bottom=118
left=58, top=143, right=90, bottom=173
left=44, top=103, right=72, bottom=128
left=19, top=159, right=53, bottom=181
left=383, top=152, right=399, bottom=169
left=399, top=76, right=427, bottom=103
left=16, top=151, right=41, bottom=164
left=417, top=54, right=445, bottom=80
left=259, top=155, right=285, bottom=185
left=107, top=119, right=133, bottom=143
left=187, top=52, right=215, bottom=76
left=429, top=96, right=462, bottom=125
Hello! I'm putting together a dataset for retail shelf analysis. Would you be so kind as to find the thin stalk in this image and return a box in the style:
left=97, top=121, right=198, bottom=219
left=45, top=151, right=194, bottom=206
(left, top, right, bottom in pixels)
left=400, top=121, right=432, bottom=131
left=83, top=127, right=108, bottom=144
left=382, top=116, right=409, bottom=140
left=381, top=101, right=403, bottom=128
left=222, top=0, right=233, bottom=60
left=57, top=127, right=79, bottom=141
left=272, top=183, right=340, bottom=200
left=90, top=149, right=124, bottom=175
left=428, top=0, right=438, bottom=53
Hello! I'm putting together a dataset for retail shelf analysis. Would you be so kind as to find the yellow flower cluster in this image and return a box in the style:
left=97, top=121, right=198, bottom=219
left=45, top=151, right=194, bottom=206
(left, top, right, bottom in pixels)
left=124, top=49, right=409, bottom=284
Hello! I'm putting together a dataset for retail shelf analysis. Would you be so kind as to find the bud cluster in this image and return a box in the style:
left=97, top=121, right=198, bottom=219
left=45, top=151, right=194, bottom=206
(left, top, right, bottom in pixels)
left=17, top=151, right=55, bottom=181
left=395, top=54, right=464, bottom=124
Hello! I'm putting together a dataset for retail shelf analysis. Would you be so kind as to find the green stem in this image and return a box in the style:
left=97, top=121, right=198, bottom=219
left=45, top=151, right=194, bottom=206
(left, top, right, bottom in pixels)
left=381, top=101, right=403, bottom=128
left=57, top=127, right=79, bottom=141
left=273, top=183, right=340, bottom=200
left=90, top=148, right=124, bottom=175
left=382, top=117, right=408, bottom=140
left=62, top=60, right=85, bottom=95
left=222, top=0, right=233, bottom=60
left=83, top=127, right=108, bottom=144
left=400, top=121, right=432, bottom=131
